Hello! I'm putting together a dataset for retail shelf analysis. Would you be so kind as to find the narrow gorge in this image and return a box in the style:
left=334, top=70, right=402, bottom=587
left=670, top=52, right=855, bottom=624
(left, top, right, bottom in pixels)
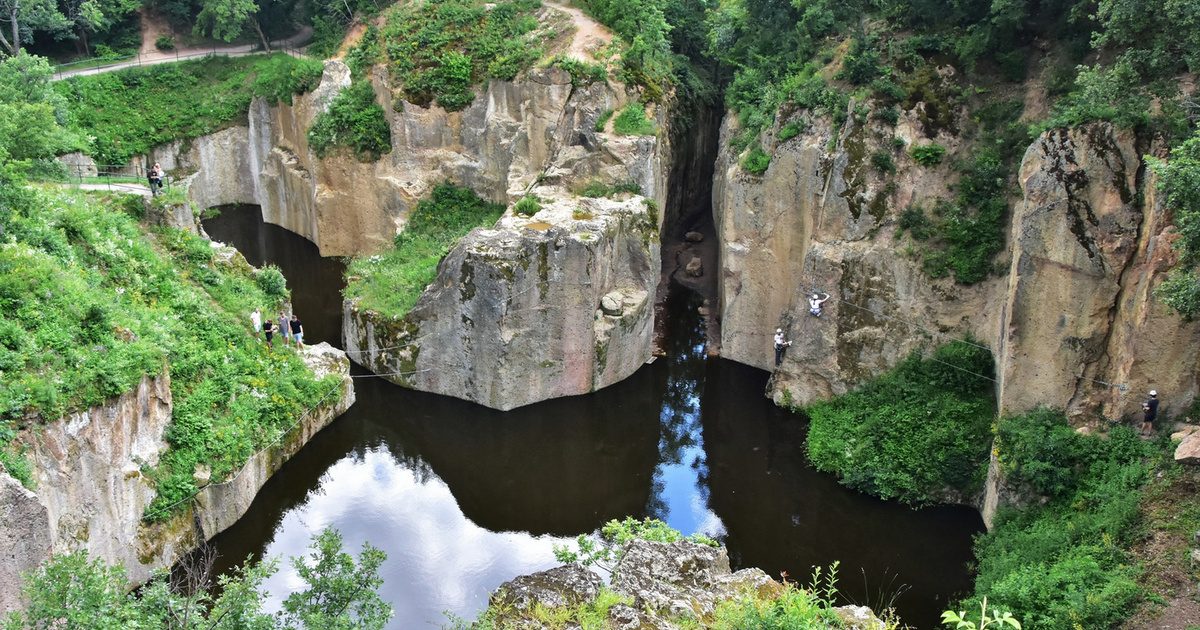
left=4, top=0, right=1200, bottom=628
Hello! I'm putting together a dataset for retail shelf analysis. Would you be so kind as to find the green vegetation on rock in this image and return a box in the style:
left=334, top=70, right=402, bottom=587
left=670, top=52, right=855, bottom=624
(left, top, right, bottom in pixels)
left=804, top=341, right=995, bottom=506
left=966, top=408, right=1155, bottom=629
left=4, top=528, right=391, bottom=629
left=345, top=183, right=504, bottom=318
left=1150, top=128, right=1200, bottom=318
left=0, top=181, right=338, bottom=514
left=368, top=0, right=551, bottom=111
left=54, top=54, right=324, bottom=165
left=307, top=80, right=392, bottom=161
left=612, top=103, right=656, bottom=136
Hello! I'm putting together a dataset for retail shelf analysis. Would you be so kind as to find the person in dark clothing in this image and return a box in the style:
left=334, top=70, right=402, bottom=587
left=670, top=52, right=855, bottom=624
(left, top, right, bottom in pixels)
left=263, top=319, right=275, bottom=347
left=289, top=315, right=304, bottom=348
left=1142, top=390, right=1159, bottom=436
left=773, top=328, right=792, bottom=367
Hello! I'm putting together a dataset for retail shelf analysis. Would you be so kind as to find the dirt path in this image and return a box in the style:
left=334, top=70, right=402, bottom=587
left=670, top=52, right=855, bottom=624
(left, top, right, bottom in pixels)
left=544, top=0, right=612, bottom=61
left=53, top=23, right=313, bottom=81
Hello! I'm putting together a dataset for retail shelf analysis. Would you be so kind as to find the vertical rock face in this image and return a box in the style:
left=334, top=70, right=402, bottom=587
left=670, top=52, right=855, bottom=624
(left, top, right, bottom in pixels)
left=0, top=474, right=51, bottom=614
left=3, top=344, right=354, bottom=600
left=151, top=56, right=661, bottom=258
left=345, top=193, right=660, bottom=411
left=999, top=124, right=1200, bottom=420
left=713, top=110, right=1200, bottom=421
left=712, top=106, right=999, bottom=406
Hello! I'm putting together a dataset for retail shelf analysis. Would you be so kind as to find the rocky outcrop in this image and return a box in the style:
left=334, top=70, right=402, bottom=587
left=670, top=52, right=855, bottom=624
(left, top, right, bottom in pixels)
left=713, top=102, right=1002, bottom=406
left=0, top=474, right=51, bottom=614
left=486, top=540, right=886, bottom=629
left=345, top=191, right=660, bottom=411
left=2, top=343, right=353, bottom=606
left=714, top=105, right=1200, bottom=422
left=126, top=5, right=662, bottom=258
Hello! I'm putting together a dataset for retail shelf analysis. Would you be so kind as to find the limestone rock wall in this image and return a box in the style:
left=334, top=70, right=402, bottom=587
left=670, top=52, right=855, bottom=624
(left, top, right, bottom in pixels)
left=998, top=125, right=1200, bottom=420
left=138, top=52, right=657, bottom=258
left=713, top=108, right=1200, bottom=422
left=0, top=344, right=353, bottom=608
left=345, top=191, right=660, bottom=411
left=712, top=103, right=1001, bottom=406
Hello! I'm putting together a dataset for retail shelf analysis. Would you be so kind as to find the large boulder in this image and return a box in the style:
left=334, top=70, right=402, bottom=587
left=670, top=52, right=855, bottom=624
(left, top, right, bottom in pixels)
left=1176, top=433, right=1200, bottom=464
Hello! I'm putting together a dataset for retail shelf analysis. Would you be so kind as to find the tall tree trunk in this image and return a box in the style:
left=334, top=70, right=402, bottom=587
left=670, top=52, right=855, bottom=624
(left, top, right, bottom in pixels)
left=2, top=5, right=18, bottom=55
left=251, top=17, right=269, bottom=51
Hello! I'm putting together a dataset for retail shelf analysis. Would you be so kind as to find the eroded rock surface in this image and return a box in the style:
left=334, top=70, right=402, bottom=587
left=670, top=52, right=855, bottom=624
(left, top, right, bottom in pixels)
left=486, top=540, right=886, bottom=629
left=345, top=192, right=659, bottom=410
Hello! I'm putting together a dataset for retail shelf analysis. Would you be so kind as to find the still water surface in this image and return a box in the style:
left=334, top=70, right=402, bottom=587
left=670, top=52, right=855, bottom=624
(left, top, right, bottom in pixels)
left=203, top=208, right=984, bottom=629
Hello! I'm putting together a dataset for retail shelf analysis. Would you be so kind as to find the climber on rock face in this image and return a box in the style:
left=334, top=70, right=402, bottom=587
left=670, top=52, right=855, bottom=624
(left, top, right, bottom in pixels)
left=808, top=292, right=829, bottom=318
left=1142, top=390, right=1159, bottom=437
left=773, top=328, right=792, bottom=367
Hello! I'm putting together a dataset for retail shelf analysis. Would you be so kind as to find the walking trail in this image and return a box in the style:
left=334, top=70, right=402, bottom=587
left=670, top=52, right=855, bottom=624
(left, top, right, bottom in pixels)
left=544, top=1, right=612, bottom=61
left=52, top=9, right=312, bottom=81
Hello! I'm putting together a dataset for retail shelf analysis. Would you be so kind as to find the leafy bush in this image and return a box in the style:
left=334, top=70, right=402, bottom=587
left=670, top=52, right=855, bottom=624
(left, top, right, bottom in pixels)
left=56, top=55, right=324, bottom=164
left=380, top=0, right=549, bottom=111
left=576, top=179, right=641, bottom=198
left=513, top=195, right=542, bottom=216
left=154, top=35, right=175, bottom=51
left=804, top=341, right=996, bottom=505
left=741, top=145, right=770, bottom=175
left=549, top=56, right=608, bottom=86
left=612, top=103, right=656, bottom=136
left=553, top=517, right=717, bottom=570
left=256, top=265, right=288, bottom=298
left=5, top=528, right=391, bottom=629
left=594, top=108, right=614, bottom=132
left=871, top=150, right=895, bottom=173
left=778, top=121, right=805, bottom=141
left=344, top=184, right=505, bottom=317
left=966, top=409, right=1154, bottom=629
left=307, top=81, right=392, bottom=161
left=713, top=583, right=845, bottom=629
left=911, top=143, right=946, bottom=166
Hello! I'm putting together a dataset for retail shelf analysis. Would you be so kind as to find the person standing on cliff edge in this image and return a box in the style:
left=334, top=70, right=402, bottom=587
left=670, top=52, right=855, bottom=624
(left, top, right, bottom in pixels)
left=1142, top=390, right=1160, bottom=437
left=774, top=328, right=792, bottom=367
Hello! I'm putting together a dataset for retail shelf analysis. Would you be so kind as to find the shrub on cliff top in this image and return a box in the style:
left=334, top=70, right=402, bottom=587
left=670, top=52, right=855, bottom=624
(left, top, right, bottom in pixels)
left=307, top=80, right=392, bottom=162
left=56, top=54, right=323, bottom=165
left=612, top=103, right=656, bottom=136
left=345, top=183, right=505, bottom=318
left=380, top=0, right=550, bottom=111
left=804, top=341, right=996, bottom=506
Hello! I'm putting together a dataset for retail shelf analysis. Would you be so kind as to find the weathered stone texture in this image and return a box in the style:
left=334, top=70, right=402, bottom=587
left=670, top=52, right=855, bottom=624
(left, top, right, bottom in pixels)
left=5, top=343, right=353, bottom=598
left=487, top=540, right=886, bottom=629
left=345, top=193, right=659, bottom=411
left=0, top=474, right=51, bottom=614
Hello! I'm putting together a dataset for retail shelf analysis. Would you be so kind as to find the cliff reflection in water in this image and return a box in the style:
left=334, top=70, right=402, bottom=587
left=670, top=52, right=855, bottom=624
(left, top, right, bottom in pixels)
left=204, top=207, right=982, bottom=629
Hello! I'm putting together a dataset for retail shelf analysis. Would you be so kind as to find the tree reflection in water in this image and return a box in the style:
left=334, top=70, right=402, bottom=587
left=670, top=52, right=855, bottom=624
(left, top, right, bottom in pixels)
left=645, top=283, right=721, bottom=536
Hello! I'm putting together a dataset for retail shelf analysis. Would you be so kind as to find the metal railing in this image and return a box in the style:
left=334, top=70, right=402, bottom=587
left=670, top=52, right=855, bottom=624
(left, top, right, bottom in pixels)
left=51, top=37, right=311, bottom=81
left=43, top=162, right=175, bottom=195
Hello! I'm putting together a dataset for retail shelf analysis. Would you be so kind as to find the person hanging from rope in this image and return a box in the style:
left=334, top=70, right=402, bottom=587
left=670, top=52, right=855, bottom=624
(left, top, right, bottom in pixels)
left=1141, top=389, right=1159, bottom=437
left=808, top=292, right=830, bottom=318
left=774, top=328, right=792, bottom=367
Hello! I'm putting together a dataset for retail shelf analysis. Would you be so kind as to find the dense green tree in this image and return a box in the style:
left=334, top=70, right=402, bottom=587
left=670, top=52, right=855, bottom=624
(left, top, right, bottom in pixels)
left=58, top=0, right=139, bottom=55
left=2, top=529, right=392, bottom=630
left=0, top=52, right=73, bottom=160
left=0, top=0, right=69, bottom=55
left=194, top=0, right=270, bottom=50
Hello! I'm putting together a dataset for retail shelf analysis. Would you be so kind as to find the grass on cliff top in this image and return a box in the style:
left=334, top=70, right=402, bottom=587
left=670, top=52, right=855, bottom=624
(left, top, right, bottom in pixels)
left=345, top=183, right=505, bottom=317
left=802, top=341, right=996, bottom=506
left=965, top=408, right=1160, bottom=629
left=55, top=54, right=324, bottom=165
left=0, top=177, right=338, bottom=516
left=347, top=0, right=552, bottom=111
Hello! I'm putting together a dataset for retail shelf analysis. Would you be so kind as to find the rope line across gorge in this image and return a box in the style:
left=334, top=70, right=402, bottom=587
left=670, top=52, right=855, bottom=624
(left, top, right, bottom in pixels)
left=793, top=281, right=1128, bottom=392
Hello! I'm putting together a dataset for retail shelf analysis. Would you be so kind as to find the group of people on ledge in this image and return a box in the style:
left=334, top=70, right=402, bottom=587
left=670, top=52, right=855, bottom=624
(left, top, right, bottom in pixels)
left=250, top=308, right=305, bottom=348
